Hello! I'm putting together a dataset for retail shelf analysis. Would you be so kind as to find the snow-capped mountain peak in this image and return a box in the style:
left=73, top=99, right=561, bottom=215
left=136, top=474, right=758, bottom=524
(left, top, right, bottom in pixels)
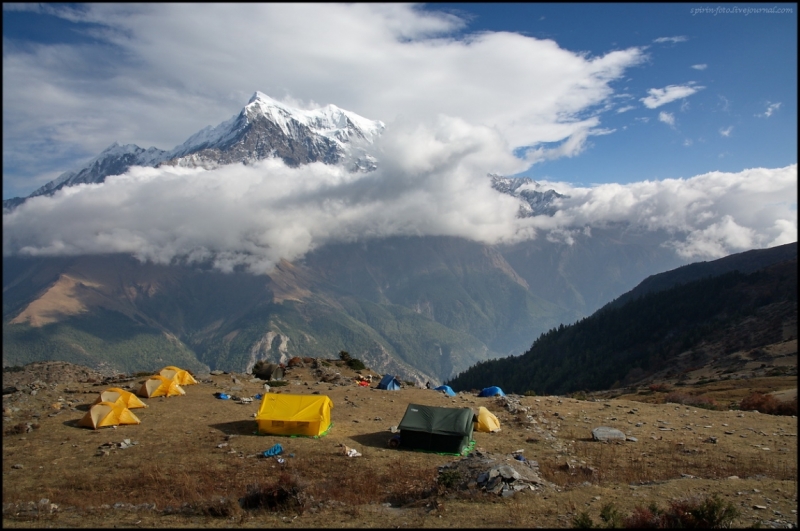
left=243, top=92, right=384, bottom=145
left=3, top=91, right=388, bottom=210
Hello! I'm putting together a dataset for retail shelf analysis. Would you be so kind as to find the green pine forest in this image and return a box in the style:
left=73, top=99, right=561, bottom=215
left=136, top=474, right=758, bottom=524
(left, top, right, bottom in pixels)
left=445, top=260, right=797, bottom=395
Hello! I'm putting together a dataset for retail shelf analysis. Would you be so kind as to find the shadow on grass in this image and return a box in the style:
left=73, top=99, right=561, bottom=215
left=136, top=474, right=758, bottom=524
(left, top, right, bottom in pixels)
left=209, top=420, right=258, bottom=436
left=349, top=430, right=394, bottom=449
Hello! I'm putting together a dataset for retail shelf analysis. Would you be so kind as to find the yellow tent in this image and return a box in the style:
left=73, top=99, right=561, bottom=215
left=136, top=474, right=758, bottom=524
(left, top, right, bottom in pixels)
left=136, top=375, right=185, bottom=398
left=92, top=387, right=148, bottom=409
left=256, top=393, right=333, bottom=437
left=159, top=366, right=198, bottom=386
left=78, top=401, right=141, bottom=430
left=474, top=406, right=501, bottom=433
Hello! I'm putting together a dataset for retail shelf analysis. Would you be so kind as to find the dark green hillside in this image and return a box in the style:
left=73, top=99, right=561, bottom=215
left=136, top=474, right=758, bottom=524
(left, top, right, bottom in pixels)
left=2, top=308, right=206, bottom=374
left=603, top=242, right=797, bottom=311
left=446, top=259, right=797, bottom=395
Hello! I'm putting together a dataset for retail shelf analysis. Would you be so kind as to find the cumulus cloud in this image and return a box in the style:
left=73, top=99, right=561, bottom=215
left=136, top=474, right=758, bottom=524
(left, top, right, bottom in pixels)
left=641, top=83, right=704, bottom=108
left=757, top=102, right=782, bottom=118
left=719, top=126, right=733, bottom=137
left=659, top=111, right=676, bottom=127
left=3, top=119, right=795, bottom=271
left=691, top=64, right=707, bottom=70
left=2, top=3, right=646, bottom=199
left=654, top=36, right=688, bottom=44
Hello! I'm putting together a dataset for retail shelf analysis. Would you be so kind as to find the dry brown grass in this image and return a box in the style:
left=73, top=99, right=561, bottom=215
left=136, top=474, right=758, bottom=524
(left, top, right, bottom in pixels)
left=2, top=356, right=797, bottom=528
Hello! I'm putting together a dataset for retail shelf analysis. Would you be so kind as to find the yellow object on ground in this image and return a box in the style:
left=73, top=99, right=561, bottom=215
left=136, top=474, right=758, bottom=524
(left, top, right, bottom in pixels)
left=474, top=406, right=501, bottom=433
left=256, top=393, right=333, bottom=437
left=92, top=387, right=148, bottom=409
left=78, top=401, right=141, bottom=430
left=137, top=375, right=185, bottom=398
left=159, top=366, right=198, bottom=386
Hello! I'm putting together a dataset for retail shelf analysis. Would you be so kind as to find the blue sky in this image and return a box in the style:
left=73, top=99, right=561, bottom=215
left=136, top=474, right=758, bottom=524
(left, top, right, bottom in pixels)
left=426, top=3, right=797, bottom=185
left=2, top=4, right=796, bottom=270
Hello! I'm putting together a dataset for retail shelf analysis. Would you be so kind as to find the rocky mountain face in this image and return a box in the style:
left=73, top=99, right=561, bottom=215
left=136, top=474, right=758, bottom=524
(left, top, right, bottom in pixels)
left=3, top=91, right=708, bottom=384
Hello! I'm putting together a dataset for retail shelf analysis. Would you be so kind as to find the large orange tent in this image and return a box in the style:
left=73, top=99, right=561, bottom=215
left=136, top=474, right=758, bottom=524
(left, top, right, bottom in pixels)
left=255, top=393, right=333, bottom=437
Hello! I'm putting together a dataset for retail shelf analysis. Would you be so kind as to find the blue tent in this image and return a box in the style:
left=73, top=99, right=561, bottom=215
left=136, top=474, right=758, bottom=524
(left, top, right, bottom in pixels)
left=377, top=374, right=401, bottom=390
left=478, top=386, right=505, bottom=397
left=434, top=385, right=456, bottom=397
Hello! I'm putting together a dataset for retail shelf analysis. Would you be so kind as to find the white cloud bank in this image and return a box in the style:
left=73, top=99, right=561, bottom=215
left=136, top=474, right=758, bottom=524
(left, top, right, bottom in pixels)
left=3, top=116, right=796, bottom=273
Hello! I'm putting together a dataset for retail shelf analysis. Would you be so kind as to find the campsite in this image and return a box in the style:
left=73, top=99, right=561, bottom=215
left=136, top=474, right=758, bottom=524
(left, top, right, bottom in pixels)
left=2, top=357, right=797, bottom=528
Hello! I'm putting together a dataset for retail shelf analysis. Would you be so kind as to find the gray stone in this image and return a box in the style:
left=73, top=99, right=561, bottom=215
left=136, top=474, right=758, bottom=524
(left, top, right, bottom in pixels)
left=592, top=426, right=626, bottom=441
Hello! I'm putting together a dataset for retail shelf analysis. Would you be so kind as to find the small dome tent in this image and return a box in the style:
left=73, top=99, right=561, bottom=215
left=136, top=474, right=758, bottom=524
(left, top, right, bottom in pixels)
left=473, top=406, right=501, bottom=433
left=137, top=375, right=185, bottom=398
left=477, top=386, right=505, bottom=397
left=434, top=385, right=456, bottom=397
left=92, top=387, right=147, bottom=409
left=78, top=401, right=141, bottom=430
left=377, top=375, right=401, bottom=390
left=159, top=366, right=198, bottom=386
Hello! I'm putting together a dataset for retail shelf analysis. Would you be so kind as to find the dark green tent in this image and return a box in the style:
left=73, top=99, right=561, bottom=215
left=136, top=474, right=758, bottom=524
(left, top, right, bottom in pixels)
left=397, top=403, right=474, bottom=454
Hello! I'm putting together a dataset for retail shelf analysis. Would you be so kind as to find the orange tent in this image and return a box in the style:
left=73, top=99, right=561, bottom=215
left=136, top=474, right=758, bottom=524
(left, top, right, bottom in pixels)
left=92, top=387, right=148, bottom=409
left=136, top=375, right=185, bottom=398
left=78, top=401, right=141, bottom=430
left=159, top=366, right=198, bottom=386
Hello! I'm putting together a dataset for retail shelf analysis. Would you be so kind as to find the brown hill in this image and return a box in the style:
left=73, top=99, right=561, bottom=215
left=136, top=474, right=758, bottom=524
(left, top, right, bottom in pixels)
left=2, top=357, right=796, bottom=528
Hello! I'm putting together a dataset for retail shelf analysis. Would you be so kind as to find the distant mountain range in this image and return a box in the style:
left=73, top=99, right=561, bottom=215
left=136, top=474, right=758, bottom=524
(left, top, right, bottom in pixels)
left=445, top=242, right=797, bottom=394
left=4, top=91, right=776, bottom=385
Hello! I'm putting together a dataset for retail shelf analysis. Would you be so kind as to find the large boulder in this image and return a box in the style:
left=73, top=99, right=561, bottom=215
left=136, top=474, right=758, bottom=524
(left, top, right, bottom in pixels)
left=591, top=426, right=626, bottom=441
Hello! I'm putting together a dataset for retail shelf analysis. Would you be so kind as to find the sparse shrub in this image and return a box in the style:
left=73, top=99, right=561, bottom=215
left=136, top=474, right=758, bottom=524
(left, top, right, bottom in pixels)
left=574, top=496, right=739, bottom=529
left=437, top=468, right=461, bottom=489
left=649, top=383, right=671, bottom=393
left=664, top=391, right=721, bottom=410
left=240, top=473, right=307, bottom=514
left=573, top=511, right=594, bottom=528
left=346, top=358, right=366, bottom=371
left=599, top=502, right=624, bottom=528
left=199, top=496, right=241, bottom=518
left=740, top=392, right=797, bottom=416
left=338, top=350, right=352, bottom=362
left=5, top=365, right=24, bottom=372
left=570, top=391, right=588, bottom=401
left=661, top=494, right=739, bottom=528
left=267, top=380, right=289, bottom=387
left=524, top=390, right=537, bottom=397
left=623, top=503, right=663, bottom=528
